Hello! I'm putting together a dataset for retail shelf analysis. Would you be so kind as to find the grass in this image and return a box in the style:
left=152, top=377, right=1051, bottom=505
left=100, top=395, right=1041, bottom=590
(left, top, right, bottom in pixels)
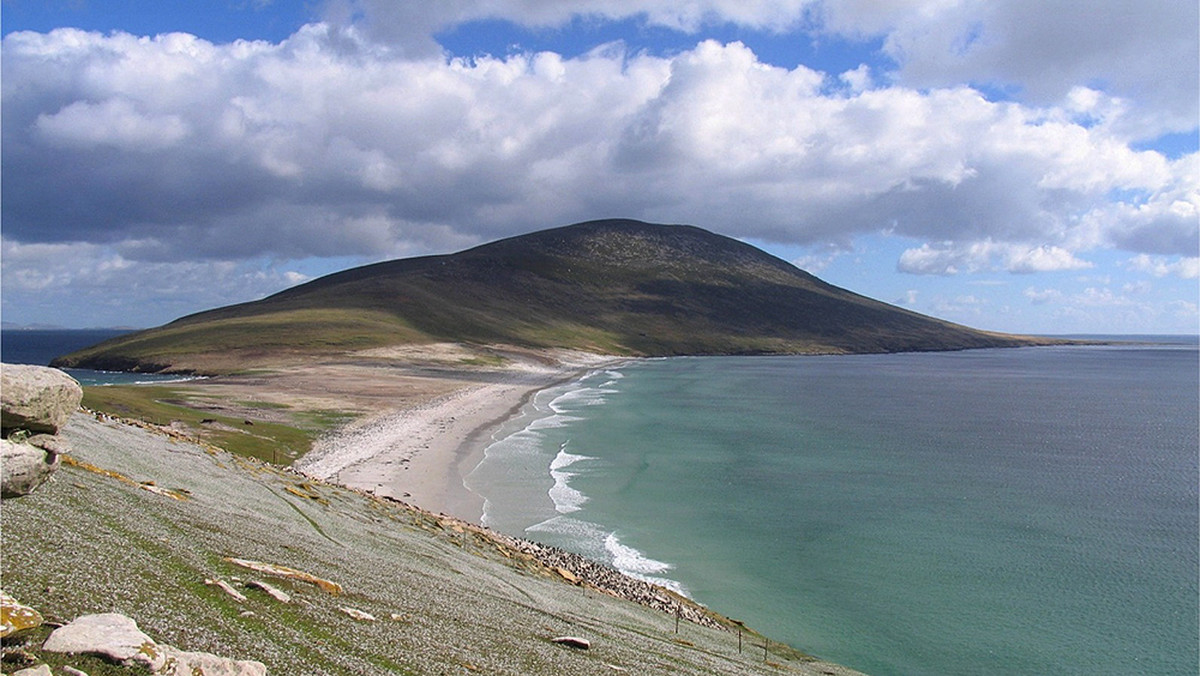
left=81, top=385, right=324, bottom=465
left=55, top=308, right=434, bottom=375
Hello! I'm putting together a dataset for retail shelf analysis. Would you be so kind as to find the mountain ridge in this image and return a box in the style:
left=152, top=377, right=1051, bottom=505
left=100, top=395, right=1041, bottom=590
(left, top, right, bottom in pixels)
left=53, top=219, right=1054, bottom=373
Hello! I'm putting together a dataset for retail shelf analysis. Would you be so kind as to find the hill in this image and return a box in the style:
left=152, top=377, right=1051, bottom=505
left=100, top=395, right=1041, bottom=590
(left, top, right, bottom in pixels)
left=53, top=219, right=1050, bottom=374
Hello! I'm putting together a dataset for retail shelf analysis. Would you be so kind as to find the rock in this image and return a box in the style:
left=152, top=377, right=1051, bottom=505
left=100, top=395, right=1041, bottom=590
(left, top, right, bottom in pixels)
left=11, top=665, right=54, bottom=676
left=1, top=438, right=61, bottom=498
left=224, top=558, right=343, bottom=595
left=60, top=667, right=89, bottom=676
left=1, top=590, right=44, bottom=637
left=338, top=606, right=376, bottom=622
left=245, top=580, right=291, bottom=604
left=1, top=364, right=82, bottom=435
left=26, top=433, right=71, bottom=456
left=551, top=636, right=591, bottom=650
left=205, top=578, right=248, bottom=602
left=43, top=613, right=167, bottom=671
left=159, top=646, right=268, bottom=675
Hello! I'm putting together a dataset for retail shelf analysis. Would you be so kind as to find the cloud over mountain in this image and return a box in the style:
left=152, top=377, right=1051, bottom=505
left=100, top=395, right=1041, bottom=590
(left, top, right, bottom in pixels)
left=1, top=1, right=1195, bottom=330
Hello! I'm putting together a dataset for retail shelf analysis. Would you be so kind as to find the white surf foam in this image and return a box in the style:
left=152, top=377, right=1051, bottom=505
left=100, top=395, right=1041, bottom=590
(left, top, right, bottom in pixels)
left=548, top=442, right=591, bottom=514
left=605, top=532, right=688, bottom=595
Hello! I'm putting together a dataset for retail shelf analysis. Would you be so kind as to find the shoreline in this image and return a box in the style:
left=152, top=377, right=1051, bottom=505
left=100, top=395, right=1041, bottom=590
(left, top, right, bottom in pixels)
left=294, top=350, right=624, bottom=521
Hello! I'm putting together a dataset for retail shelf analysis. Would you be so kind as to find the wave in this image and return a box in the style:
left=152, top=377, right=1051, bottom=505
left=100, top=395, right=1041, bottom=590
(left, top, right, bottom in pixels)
left=548, top=442, right=591, bottom=514
left=525, top=515, right=686, bottom=595
left=478, top=361, right=687, bottom=594
left=605, top=533, right=687, bottom=595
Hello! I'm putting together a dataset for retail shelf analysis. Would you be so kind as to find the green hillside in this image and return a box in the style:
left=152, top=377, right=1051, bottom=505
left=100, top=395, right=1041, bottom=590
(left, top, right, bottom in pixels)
left=53, top=219, right=1051, bottom=373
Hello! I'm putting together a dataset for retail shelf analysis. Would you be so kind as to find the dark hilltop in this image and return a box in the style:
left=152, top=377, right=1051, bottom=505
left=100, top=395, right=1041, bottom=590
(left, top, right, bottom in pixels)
left=54, top=219, right=1055, bottom=373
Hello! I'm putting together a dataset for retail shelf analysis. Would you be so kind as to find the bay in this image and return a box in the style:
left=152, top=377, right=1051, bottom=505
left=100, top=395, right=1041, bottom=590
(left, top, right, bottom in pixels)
left=1, top=329, right=202, bottom=386
left=467, top=340, right=1199, bottom=675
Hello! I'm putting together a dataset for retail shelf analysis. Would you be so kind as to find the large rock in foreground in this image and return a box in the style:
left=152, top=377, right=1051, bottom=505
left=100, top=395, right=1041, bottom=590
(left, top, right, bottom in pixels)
left=43, top=613, right=166, bottom=670
left=0, top=364, right=79, bottom=498
left=42, top=612, right=268, bottom=675
left=1, top=364, right=82, bottom=435
left=0, top=437, right=62, bottom=499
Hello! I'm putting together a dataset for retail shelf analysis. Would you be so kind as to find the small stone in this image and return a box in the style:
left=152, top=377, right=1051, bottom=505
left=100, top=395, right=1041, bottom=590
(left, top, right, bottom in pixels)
left=551, top=636, right=591, bottom=650
left=245, top=580, right=291, bottom=604
left=205, top=578, right=248, bottom=602
left=224, top=558, right=342, bottom=595
left=141, top=483, right=187, bottom=500
left=11, top=665, right=53, bottom=676
left=338, top=606, right=376, bottom=622
left=60, top=667, right=89, bottom=676
left=554, top=567, right=580, bottom=584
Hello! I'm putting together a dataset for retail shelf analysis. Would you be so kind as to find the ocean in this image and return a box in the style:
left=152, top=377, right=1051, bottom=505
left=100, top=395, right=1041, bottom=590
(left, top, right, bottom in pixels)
left=466, top=339, right=1199, bottom=675
left=1, top=329, right=202, bottom=386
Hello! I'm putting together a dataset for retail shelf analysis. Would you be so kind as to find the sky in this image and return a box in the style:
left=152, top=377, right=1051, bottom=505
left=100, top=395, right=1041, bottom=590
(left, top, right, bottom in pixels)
left=1, top=1, right=1197, bottom=335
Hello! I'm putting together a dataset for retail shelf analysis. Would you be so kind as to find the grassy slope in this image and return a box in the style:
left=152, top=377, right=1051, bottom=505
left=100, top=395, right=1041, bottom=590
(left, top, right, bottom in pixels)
left=53, top=220, right=1052, bottom=375
left=1, top=413, right=868, bottom=676
left=55, top=308, right=432, bottom=374
left=79, top=384, right=340, bottom=464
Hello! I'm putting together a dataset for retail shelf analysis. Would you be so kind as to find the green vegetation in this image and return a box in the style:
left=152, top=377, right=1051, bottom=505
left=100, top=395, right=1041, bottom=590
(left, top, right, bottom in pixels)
left=53, top=220, right=1058, bottom=374
left=81, top=385, right=323, bottom=464
left=56, top=308, right=432, bottom=374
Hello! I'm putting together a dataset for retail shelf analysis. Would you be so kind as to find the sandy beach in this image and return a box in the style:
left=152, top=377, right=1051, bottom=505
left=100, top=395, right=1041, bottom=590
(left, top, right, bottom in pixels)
left=292, top=345, right=621, bottom=520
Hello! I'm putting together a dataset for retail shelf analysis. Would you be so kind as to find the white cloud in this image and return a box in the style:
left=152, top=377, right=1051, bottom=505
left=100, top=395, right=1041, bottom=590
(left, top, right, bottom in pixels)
left=325, top=1, right=1198, bottom=141
left=1, top=15, right=1194, bottom=331
left=1023, top=287, right=1063, bottom=305
left=898, top=241, right=1093, bottom=275
left=36, top=98, right=190, bottom=150
left=5, top=26, right=1189, bottom=264
left=1126, top=254, right=1200, bottom=279
left=821, top=0, right=1197, bottom=139
left=931, top=294, right=988, bottom=317
left=0, top=237, right=318, bottom=327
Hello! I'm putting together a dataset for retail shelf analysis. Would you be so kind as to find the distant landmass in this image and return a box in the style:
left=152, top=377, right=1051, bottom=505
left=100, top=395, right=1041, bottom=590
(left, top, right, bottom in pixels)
left=52, top=219, right=1057, bottom=374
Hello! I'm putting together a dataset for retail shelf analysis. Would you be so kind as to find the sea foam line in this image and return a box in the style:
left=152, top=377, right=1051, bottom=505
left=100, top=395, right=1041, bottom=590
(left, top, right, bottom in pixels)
left=483, top=363, right=687, bottom=594
left=548, top=442, right=591, bottom=514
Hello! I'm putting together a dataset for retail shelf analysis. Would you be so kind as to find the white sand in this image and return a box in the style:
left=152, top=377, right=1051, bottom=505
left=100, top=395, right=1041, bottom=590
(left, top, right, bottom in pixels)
left=296, top=350, right=620, bottom=520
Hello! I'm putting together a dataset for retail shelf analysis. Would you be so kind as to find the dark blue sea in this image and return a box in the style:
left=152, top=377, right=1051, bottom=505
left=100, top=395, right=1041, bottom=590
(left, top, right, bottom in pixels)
left=467, top=338, right=1200, bottom=675
left=1, top=329, right=199, bottom=385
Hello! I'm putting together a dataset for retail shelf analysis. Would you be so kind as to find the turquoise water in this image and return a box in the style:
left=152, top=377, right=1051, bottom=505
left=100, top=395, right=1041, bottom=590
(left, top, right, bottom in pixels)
left=466, top=342, right=1199, bottom=675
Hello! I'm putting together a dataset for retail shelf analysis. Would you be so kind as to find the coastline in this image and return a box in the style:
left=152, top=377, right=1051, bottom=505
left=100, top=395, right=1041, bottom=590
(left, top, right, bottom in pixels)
left=295, top=349, right=623, bottom=521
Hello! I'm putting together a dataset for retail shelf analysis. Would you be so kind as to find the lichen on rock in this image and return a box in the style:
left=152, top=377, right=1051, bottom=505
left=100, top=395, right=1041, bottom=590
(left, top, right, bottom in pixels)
left=0, top=590, right=43, bottom=638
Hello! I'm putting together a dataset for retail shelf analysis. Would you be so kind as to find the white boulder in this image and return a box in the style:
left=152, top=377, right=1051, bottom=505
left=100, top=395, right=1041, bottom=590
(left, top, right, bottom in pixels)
left=1, top=364, right=83, bottom=435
